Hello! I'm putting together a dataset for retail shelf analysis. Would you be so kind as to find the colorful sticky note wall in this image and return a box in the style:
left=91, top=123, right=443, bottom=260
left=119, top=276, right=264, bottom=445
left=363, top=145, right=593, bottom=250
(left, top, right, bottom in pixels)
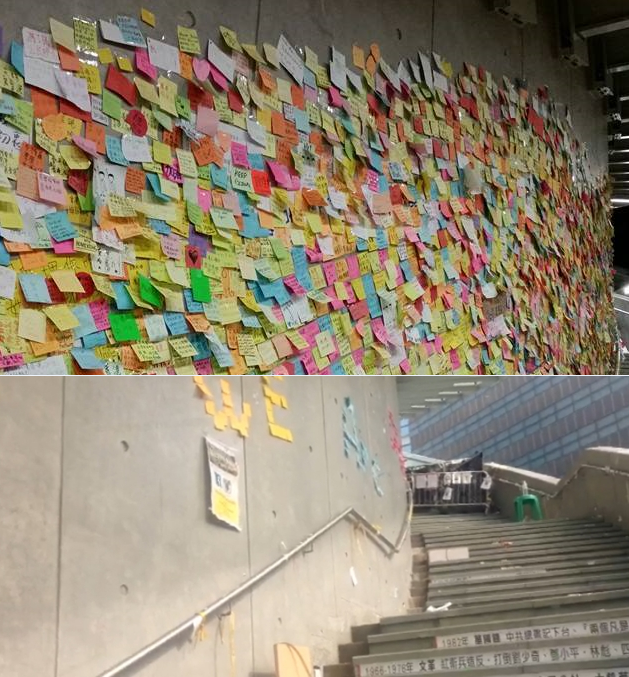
left=0, top=14, right=615, bottom=375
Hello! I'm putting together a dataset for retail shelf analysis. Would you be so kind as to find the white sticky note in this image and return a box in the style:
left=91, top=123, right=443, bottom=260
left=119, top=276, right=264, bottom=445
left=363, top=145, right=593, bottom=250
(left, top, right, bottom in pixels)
left=207, top=39, right=234, bottom=82
left=147, top=37, right=180, bottom=74
left=0, top=265, right=17, bottom=299
left=23, top=57, right=62, bottom=98
left=22, top=27, right=60, bottom=63
left=277, top=34, right=304, bottom=86
left=54, top=69, right=91, bottom=112
left=121, top=135, right=152, bottom=162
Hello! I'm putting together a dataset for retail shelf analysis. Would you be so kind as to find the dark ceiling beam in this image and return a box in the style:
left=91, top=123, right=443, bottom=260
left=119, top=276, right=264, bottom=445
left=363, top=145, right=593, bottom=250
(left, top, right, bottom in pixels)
left=609, top=62, right=629, bottom=75
left=577, top=16, right=629, bottom=38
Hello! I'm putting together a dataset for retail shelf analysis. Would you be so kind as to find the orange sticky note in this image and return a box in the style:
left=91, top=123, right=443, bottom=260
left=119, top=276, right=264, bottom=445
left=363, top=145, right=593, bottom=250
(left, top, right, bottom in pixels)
left=352, top=44, right=365, bottom=69
left=19, top=143, right=46, bottom=172
left=31, top=90, right=59, bottom=119
left=85, top=121, right=106, bottom=154
left=370, top=43, right=381, bottom=61
left=16, top=166, right=39, bottom=200
left=365, top=54, right=377, bottom=75
left=58, top=46, right=81, bottom=71
left=179, top=52, right=193, bottom=80
left=42, top=114, right=68, bottom=142
left=19, top=250, right=49, bottom=271
left=125, top=167, right=146, bottom=194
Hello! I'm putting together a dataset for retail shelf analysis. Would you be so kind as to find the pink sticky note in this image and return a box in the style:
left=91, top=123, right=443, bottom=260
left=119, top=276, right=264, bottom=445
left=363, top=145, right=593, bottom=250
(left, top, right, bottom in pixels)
left=366, top=170, right=379, bottom=192
left=135, top=48, right=158, bottom=81
left=329, top=86, right=343, bottom=108
left=89, top=299, right=111, bottom=331
left=289, top=174, right=301, bottom=190
left=52, top=239, right=75, bottom=254
left=0, top=353, right=25, bottom=369
left=231, top=141, right=249, bottom=168
left=197, top=187, right=212, bottom=211
left=329, top=295, right=345, bottom=311
left=400, top=358, right=411, bottom=374
left=322, top=261, right=337, bottom=284
left=267, top=161, right=291, bottom=187
left=38, top=172, right=67, bottom=205
left=209, top=65, right=229, bottom=91
left=283, top=274, right=307, bottom=296
left=196, top=105, right=218, bottom=137
left=72, top=135, right=98, bottom=157
left=301, top=350, right=317, bottom=375
left=450, top=349, right=461, bottom=370
left=346, top=255, right=360, bottom=279
left=193, top=57, right=210, bottom=81
left=194, top=358, right=213, bottom=374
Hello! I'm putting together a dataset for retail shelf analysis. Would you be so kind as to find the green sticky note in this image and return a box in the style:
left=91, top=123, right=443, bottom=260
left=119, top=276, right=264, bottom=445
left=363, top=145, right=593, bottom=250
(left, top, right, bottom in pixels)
left=175, top=95, right=191, bottom=120
left=190, top=268, right=212, bottom=303
left=77, top=182, right=95, bottom=212
left=109, top=312, right=141, bottom=341
left=187, top=200, right=203, bottom=226
left=6, top=99, right=33, bottom=135
left=270, top=237, right=289, bottom=260
left=139, top=274, right=163, bottom=308
left=102, top=90, right=122, bottom=120
left=151, top=106, right=173, bottom=131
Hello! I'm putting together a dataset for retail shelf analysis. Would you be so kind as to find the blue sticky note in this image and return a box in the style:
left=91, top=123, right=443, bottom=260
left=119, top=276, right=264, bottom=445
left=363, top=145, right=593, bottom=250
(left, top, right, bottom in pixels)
left=375, top=230, right=388, bottom=249
left=331, top=361, right=346, bottom=375
left=116, top=15, right=146, bottom=46
left=44, top=211, right=77, bottom=242
left=0, top=93, right=16, bottom=116
left=106, top=136, right=129, bottom=166
left=206, top=333, right=234, bottom=367
left=248, top=153, right=265, bottom=171
left=303, top=68, right=316, bottom=89
left=188, top=333, right=210, bottom=360
left=147, top=173, right=169, bottom=200
left=112, top=282, right=136, bottom=310
left=294, top=109, right=311, bottom=134
left=368, top=150, right=383, bottom=173
left=10, top=41, right=24, bottom=78
left=148, top=218, right=171, bottom=235
left=18, top=273, right=52, bottom=303
left=242, top=211, right=271, bottom=239
left=291, top=357, right=306, bottom=375
left=0, top=238, right=10, bottom=266
left=240, top=306, right=261, bottom=328
left=82, top=330, right=108, bottom=348
left=72, top=304, right=98, bottom=339
left=163, top=311, right=188, bottom=336
left=210, top=164, right=228, bottom=190
left=71, top=348, right=105, bottom=370
left=183, top=288, right=204, bottom=313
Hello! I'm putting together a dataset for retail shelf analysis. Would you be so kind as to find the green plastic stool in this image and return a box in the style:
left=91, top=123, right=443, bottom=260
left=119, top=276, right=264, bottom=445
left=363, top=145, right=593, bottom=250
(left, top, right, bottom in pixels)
left=514, top=494, right=543, bottom=522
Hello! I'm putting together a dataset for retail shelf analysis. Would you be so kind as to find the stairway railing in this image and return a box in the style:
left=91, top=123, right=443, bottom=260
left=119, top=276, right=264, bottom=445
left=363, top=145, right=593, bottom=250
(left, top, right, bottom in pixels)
left=97, top=484, right=413, bottom=677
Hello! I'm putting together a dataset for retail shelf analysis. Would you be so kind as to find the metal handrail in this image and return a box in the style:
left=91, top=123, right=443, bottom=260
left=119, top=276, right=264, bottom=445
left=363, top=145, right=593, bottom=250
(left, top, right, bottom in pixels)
left=97, top=485, right=413, bottom=677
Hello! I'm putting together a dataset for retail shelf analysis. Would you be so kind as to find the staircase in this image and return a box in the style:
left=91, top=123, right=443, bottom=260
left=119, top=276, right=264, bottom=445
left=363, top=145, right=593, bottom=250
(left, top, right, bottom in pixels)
left=342, top=513, right=629, bottom=677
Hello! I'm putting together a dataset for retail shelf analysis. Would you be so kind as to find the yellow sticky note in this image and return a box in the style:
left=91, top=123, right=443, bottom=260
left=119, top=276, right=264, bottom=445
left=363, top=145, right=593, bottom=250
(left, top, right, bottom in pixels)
left=177, top=26, right=201, bottom=54
left=176, top=149, right=197, bottom=178
left=152, top=139, right=172, bottom=164
left=18, top=308, right=47, bottom=343
left=169, top=336, right=198, bottom=358
left=117, top=55, right=133, bottom=72
left=134, top=77, right=159, bottom=104
left=98, top=48, right=114, bottom=64
left=158, top=76, right=178, bottom=115
left=50, top=18, right=76, bottom=52
left=43, top=304, right=80, bottom=331
left=50, top=269, right=85, bottom=293
left=77, top=63, right=102, bottom=95
left=220, top=26, right=242, bottom=53
left=59, top=145, right=91, bottom=170
left=141, top=8, right=156, bottom=26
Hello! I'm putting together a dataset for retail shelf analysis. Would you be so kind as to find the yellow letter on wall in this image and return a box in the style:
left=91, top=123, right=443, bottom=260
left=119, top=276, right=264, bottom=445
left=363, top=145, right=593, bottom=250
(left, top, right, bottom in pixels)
left=262, top=375, right=293, bottom=442
left=194, top=376, right=252, bottom=437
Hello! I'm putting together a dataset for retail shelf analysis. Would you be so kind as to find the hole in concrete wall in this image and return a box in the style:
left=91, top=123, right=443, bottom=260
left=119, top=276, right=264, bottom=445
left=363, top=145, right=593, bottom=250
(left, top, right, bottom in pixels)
left=278, top=617, right=282, bottom=624
left=396, top=28, right=402, bottom=40
left=120, top=440, right=129, bottom=452
left=309, top=445, right=313, bottom=453
left=120, top=584, right=129, bottom=595
left=334, top=397, right=338, bottom=404
left=340, top=472, right=344, bottom=479
left=345, top=551, right=348, bottom=557
left=272, top=510, right=277, bottom=518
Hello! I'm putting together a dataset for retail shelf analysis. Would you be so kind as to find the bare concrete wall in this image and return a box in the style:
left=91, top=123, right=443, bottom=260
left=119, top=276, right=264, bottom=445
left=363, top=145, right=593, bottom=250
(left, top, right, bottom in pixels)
left=0, top=376, right=410, bottom=677
left=0, top=0, right=607, bottom=176
left=487, top=447, right=629, bottom=528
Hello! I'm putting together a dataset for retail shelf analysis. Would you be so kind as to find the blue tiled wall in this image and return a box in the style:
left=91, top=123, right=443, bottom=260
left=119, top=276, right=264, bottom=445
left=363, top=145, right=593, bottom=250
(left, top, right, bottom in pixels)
left=407, top=377, right=629, bottom=476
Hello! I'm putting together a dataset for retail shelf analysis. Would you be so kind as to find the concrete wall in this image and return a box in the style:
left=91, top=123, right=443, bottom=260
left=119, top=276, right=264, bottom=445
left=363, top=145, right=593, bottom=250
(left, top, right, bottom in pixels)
left=0, top=376, right=410, bottom=677
left=487, top=446, right=629, bottom=528
left=0, top=0, right=607, bottom=177
left=406, top=376, right=629, bottom=475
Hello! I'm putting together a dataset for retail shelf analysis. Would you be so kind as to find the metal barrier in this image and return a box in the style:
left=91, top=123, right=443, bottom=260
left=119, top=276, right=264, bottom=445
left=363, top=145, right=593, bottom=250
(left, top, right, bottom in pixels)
left=411, top=470, right=491, bottom=511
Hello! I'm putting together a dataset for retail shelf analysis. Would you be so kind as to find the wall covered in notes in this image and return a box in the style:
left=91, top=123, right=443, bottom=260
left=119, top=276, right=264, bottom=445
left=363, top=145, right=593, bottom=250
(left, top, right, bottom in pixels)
left=0, top=376, right=410, bottom=677
left=0, top=2, right=615, bottom=375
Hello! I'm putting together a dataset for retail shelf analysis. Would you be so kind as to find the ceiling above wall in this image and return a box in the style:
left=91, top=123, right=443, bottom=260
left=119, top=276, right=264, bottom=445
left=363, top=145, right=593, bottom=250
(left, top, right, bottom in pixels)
left=396, top=376, right=500, bottom=417
left=567, top=0, right=629, bottom=204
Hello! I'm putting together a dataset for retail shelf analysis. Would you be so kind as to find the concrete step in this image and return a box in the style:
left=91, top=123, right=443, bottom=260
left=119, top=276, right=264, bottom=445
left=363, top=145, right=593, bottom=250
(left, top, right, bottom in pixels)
left=426, top=570, right=629, bottom=599
left=428, top=536, right=629, bottom=564
left=323, top=663, right=353, bottom=677
left=339, top=641, right=369, bottom=663
left=430, top=544, right=629, bottom=570
left=429, top=560, right=629, bottom=591
left=414, top=521, right=612, bottom=542
left=380, top=589, right=629, bottom=634
left=423, top=525, right=624, bottom=547
left=367, top=607, right=629, bottom=655
left=352, top=624, right=381, bottom=642
left=412, top=518, right=602, bottom=534
left=353, top=630, right=629, bottom=676
left=428, top=578, right=629, bottom=608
